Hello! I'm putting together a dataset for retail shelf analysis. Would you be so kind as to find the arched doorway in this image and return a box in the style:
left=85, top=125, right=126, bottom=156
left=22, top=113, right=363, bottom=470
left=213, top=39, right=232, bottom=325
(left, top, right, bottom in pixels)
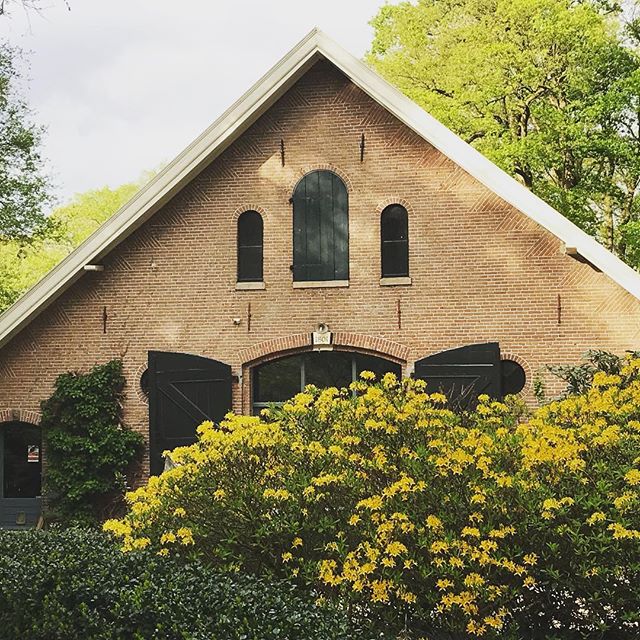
left=252, top=350, right=402, bottom=414
left=0, top=421, right=42, bottom=529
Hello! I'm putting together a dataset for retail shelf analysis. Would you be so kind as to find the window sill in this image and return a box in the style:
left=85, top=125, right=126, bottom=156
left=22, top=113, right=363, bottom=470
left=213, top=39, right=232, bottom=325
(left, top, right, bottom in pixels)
left=236, top=281, right=265, bottom=290
left=293, top=280, right=349, bottom=289
left=380, top=276, right=412, bottom=286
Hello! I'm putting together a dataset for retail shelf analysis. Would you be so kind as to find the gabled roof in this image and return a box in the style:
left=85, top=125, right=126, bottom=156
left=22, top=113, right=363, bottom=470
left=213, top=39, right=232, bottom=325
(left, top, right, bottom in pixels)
left=2, top=27, right=640, bottom=350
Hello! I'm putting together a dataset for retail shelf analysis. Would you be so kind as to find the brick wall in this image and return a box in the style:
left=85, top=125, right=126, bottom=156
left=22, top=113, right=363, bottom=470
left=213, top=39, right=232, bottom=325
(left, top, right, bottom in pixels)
left=2, top=59, right=640, bottom=475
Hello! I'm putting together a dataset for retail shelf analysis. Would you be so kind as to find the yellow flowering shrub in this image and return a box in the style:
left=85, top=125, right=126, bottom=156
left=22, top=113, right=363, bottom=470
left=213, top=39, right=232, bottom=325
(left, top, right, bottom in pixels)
left=105, top=360, right=640, bottom=639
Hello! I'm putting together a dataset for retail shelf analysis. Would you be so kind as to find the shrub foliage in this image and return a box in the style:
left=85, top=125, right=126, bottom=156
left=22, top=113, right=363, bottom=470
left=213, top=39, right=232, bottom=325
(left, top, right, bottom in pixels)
left=0, top=527, right=361, bottom=640
left=105, top=364, right=640, bottom=639
left=41, top=359, right=143, bottom=524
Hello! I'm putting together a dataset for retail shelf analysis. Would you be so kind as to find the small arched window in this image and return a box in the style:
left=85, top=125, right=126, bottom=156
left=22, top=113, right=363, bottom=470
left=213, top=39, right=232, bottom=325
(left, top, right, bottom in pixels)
left=292, top=170, right=349, bottom=282
left=381, top=204, right=409, bottom=278
left=237, top=210, right=263, bottom=283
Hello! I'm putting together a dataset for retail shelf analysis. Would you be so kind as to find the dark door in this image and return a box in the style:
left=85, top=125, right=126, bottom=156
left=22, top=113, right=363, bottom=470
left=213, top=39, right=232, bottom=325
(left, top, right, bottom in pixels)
left=0, top=422, right=42, bottom=529
left=414, top=343, right=502, bottom=409
left=148, top=351, right=232, bottom=475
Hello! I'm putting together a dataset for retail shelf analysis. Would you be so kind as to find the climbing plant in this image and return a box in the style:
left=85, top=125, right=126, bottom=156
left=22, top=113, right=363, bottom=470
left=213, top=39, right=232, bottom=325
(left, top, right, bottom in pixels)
left=41, top=359, right=143, bottom=525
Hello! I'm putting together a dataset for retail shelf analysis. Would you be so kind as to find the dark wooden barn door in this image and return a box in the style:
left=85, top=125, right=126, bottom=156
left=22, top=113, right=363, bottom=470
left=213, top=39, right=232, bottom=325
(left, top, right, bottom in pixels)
left=293, top=170, right=349, bottom=281
left=414, top=343, right=502, bottom=409
left=148, top=351, right=232, bottom=475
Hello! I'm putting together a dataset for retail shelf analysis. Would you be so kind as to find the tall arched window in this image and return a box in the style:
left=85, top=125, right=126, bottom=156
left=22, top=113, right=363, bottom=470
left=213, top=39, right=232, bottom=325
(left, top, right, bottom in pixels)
left=381, top=204, right=409, bottom=278
left=292, top=170, right=349, bottom=282
left=237, top=210, right=263, bottom=283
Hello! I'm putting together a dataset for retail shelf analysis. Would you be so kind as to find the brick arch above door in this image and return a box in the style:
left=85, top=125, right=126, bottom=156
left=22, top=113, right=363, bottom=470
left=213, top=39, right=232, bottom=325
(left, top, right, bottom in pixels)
left=237, top=332, right=410, bottom=367
left=0, top=409, right=41, bottom=426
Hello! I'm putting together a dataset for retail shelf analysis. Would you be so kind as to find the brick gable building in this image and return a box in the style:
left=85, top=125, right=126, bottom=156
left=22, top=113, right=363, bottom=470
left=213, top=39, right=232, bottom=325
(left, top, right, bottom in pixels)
left=1, top=30, right=639, bottom=526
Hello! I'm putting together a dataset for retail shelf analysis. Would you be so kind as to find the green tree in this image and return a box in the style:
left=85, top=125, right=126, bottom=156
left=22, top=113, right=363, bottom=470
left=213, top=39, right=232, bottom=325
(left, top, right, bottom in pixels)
left=0, top=177, right=148, bottom=312
left=366, top=0, right=640, bottom=267
left=0, top=44, right=52, bottom=241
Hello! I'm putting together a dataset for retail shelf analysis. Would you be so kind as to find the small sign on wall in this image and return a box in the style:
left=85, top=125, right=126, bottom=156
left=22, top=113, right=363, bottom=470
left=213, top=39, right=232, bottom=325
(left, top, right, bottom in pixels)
left=27, top=445, right=40, bottom=463
left=311, top=323, right=332, bottom=350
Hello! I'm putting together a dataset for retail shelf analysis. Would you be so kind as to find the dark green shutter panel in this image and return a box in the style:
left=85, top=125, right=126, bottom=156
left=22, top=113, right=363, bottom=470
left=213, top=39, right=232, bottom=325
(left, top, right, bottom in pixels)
left=414, top=343, right=502, bottom=409
left=293, top=170, right=348, bottom=281
left=148, top=351, right=232, bottom=475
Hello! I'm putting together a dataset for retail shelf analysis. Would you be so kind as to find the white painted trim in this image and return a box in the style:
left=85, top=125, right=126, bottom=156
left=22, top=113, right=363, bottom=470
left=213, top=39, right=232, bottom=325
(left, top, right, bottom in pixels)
left=235, top=281, right=266, bottom=290
left=380, top=276, right=412, bottom=286
left=292, top=280, right=349, bottom=289
left=1, top=27, right=640, bottom=350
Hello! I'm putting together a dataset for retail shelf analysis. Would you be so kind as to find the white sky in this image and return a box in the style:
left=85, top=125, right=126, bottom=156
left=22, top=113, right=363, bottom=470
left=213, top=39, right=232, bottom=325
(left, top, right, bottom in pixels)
left=1, top=0, right=382, bottom=204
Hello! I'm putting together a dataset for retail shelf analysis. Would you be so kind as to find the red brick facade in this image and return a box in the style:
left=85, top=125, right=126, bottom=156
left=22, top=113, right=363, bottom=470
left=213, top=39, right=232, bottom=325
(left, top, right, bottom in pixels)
left=2, top=60, right=640, bottom=475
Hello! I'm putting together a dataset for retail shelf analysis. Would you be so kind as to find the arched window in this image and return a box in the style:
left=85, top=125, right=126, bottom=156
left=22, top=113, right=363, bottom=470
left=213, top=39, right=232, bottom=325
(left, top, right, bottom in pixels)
left=381, top=204, right=409, bottom=278
left=292, top=170, right=349, bottom=282
left=252, top=351, right=401, bottom=414
left=237, top=210, right=263, bottom=283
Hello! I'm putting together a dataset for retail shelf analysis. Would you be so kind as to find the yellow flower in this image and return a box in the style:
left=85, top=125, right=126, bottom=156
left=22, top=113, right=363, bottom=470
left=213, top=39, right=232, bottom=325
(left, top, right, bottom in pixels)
left=160, top=531, right=177, bottom=544
left=176, top=527, right=194, bottom=545
left=587, top=512, right=606, bottom=525
left=386, top=541, right=408, bottom=557
left=625, top=469, right=640, bottom=486
left=282, top=552, right=293, bottom=563
left=291, top=537, right=303, bottom=548
left=371, top=580, right=390, bottom=602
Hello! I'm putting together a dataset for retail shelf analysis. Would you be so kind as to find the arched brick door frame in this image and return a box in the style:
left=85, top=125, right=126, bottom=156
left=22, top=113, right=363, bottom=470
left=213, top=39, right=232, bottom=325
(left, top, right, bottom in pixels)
left=0, top=409, right=41, bottom=426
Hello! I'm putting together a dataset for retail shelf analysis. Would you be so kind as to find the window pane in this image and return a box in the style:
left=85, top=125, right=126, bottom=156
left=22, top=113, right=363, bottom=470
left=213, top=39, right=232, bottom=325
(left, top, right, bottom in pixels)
left=305, top=351, right=352, bottom=389
left=254, top=354, right=304, bottom=403
left=382, top=241, right=409, bottom=278
left=238, top=211, right=263, bottom=282
left=356, top=354, right=402, bottom=380
left=238, top=211, right=263, bottom=246
left=3, top=422, right=41, bottom=499
left=238, top=246, right=263, bottom=282
left=381, top=205, right=409, bottom=278
left=381, top=205, right=408, bottom=241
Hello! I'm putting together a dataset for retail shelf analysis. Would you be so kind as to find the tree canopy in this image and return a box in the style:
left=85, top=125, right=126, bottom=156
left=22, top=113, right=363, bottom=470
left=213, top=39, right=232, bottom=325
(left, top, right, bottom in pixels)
left=367, top=0, right=640, bottom=268
left=0, top=44, right=52, bottom=242
left=0, top=178, right=147, bottom=312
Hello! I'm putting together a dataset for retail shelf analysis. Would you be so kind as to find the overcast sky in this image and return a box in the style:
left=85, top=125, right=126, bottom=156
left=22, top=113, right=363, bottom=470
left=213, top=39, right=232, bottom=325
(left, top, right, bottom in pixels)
left=1, top=0, right=382, bottom=204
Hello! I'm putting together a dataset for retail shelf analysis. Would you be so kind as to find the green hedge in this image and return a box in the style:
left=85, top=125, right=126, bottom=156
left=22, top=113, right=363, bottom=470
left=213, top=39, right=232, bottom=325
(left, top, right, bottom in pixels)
left=0, top=528, right=376, bottom=640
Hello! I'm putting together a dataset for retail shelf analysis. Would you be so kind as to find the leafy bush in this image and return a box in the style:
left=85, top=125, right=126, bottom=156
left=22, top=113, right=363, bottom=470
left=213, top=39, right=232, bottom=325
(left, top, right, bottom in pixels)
left=0, top=527, right=368, bottom=640
left=548, top=348, right=639, bottom=396
left=41, top=360, right=144, bottom=524
left=105, top=364, right=640, bottom=639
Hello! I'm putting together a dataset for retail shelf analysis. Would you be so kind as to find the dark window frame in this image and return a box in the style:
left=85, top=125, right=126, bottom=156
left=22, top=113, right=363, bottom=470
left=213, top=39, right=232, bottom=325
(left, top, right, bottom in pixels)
left=381, top=204, right=409, bottom=278
left=237, top=210, right=264, bottom=283
left=292, top=170, right=349, bottom=282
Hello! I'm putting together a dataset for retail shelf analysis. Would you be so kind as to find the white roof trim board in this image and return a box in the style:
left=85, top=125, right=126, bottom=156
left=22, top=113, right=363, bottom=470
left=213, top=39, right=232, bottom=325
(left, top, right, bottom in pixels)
left=1, top=27, right=640, bottom=350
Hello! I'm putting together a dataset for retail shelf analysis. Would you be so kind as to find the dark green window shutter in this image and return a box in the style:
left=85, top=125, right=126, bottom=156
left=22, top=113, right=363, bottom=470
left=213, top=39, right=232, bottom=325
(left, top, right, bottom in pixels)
left=293, top=170, right=349, bottom=281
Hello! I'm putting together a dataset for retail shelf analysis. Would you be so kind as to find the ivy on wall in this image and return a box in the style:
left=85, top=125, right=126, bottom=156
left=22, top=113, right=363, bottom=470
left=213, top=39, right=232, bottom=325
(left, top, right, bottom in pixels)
left=41, top=360, right=143, bottom=525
